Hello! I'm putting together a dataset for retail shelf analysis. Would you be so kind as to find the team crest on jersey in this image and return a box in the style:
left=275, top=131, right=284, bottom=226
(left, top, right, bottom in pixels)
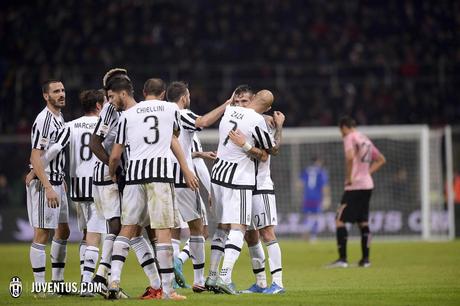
left=39, top=138, right=49, bottom=146
left=9, top=276, right=22, bottom=298
left=99, top=124, right=109, bottom=135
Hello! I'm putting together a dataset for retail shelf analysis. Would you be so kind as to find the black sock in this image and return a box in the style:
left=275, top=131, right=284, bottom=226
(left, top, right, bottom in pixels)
left=360, top=225, right=370, bottom=260
left=336, top=226, right=348, bottom=261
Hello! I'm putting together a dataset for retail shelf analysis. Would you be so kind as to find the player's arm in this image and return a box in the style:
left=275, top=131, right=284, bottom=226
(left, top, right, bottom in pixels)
left=41, top=126, right=71, bottom=166
left=109, top=143, right=123, bottom=182
left=268, top=111, right=285, bottom=156
left=90, top=134, right=109, bottom=165
left=369, top=151, right=386, bottom=175
left=193, top=157, right=212, bottom=195
left=170, top=136, right=199, bottom=191
left=344, top=149, right=354, bottom=186
left=90, top=106, right=115, bottom=165
left=27, top=126, right=71, bottom=185
left=30, top=149, right=59, bottom=208
left=228, top=129, right=269, bottom=162
left=192, top=151, right=217, bottom=160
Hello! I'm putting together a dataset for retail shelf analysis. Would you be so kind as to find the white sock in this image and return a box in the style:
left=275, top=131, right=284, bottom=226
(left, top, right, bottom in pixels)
left=249, top=241, right=267, bottom=288
left=30, top=242, right=46, bottom=283
left=171, top=238, right=181, bottom=258
left=209, top=229, right=227, bottom=279
left=219, top=230, right=244, bottom=283
left=156, top=243, right=174, bottom=295
left=190, top=235, right=205, bottom=286
left=110, top=236, right=130, bottom=283
left=266, top=240, right=283, bottom=287
left=79, top=240, right=87, bottom=277
left=96, top=233, right=116, bottom=279
left=51, top=239, right=67, bottom=281
left=82, top=246, right=99, bottom=283
left=178, top=239, right=191, bottom=264
left=131, top=236, right=161, bottom=289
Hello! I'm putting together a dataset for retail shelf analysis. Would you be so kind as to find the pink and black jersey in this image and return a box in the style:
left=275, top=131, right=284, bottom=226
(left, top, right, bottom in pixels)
left=343, top=131, right=381, bottom=191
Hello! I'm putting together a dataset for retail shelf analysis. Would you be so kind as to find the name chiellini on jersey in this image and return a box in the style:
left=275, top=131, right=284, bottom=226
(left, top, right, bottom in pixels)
left=115, top=100, right=181, bottom=184
left=31, top=107, right=66, bottom=184
left=212, top=105, right=275, bottom=189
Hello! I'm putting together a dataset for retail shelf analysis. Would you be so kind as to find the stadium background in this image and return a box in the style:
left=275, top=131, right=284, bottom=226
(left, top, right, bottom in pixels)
left=0, top=1, right=460, bottom=305
left=1, top=0, right=460, bottom=241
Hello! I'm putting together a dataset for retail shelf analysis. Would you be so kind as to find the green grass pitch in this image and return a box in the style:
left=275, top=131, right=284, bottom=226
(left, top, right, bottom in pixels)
left=1, top=240, right=459, bottom=305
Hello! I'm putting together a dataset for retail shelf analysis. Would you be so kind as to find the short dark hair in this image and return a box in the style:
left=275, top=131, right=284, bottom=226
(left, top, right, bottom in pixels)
left=105, top=76, right=134, bottom=97
left=80, top=89, right=105, bottom=113
left=143, top=78, right=166, bottom=97
left=42, top=79, right=62, bottom=93
left=234, top=84, right=254, bottom=96
left=339, top=116, right=357, bottom=128
left=166, top=81, right=188, bottom=102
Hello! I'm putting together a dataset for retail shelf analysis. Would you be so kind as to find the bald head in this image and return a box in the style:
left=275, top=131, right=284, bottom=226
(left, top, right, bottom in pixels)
left=249, top=89, right=274, bottom=113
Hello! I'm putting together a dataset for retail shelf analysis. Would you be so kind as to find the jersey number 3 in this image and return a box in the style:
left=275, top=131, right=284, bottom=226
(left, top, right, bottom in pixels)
left=144, top=115, right=160, bottom=144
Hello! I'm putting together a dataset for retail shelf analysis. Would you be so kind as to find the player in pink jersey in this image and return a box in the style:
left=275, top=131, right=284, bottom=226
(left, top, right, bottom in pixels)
left=328, top=116, right=386, bottom=268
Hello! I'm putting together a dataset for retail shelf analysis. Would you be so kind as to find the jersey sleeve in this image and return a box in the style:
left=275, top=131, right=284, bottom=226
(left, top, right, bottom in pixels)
left=115, top=115, right=128, bottom=145
left=41, top=125, right=71, bottom=166
left=31, top=112, right=53, bottom=150
left=343, top=134, right=355, bottom=153
left=94, top=104, right=117, bottom=138
left=191, top=134, right=203, bottom=153
left=252, top=116, right=275, bottom=150
left=180, top=110, right=202, bottom=132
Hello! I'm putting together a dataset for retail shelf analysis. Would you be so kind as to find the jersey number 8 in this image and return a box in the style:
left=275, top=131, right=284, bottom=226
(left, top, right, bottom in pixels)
left=80, top=132, right=93, bottom=161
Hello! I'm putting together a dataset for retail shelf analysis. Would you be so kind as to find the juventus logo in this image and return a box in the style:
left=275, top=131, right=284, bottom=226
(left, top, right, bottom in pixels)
left=9, top=276, right=22, bottom=298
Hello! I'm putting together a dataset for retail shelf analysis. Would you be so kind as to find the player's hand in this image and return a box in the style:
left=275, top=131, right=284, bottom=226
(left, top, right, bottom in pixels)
left=273, top=111, right=285, bottom=127
left=25, top=170, right=36, bottom=187
left=226, top=90, right=237, bottom=105
left=345, top=178, right=352, bottom=186
left=45, top=185, right=59, bottom=208
left=199, top=151, right=217, bottom=160
left=228, top=129, right=246, bottom=147
left=184, top=169, right=199, bottom=191
left=264, top=115, right=275, bottom=129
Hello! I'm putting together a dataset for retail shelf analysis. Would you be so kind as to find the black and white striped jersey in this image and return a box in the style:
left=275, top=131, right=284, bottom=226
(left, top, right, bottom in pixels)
left=30, top=107, right=66, bottom=184
left=211, top=106, right=275, bottom=189
left=43, top=116, right=99, bottom=201
left=191, top=132, right=203, bottom=153
left=254, top=156, right=274, bottom=194
left=116, top=100, right=180, bottom=185
left=254, top=124, right=275, bottom=194
left=92, top=102, right=120, bottom=185
left=172, top=109, right=201, bottom=188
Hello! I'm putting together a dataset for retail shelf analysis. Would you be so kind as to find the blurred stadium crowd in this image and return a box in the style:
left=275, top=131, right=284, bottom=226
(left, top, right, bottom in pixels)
left=0, top=0, right=459, bottom=134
